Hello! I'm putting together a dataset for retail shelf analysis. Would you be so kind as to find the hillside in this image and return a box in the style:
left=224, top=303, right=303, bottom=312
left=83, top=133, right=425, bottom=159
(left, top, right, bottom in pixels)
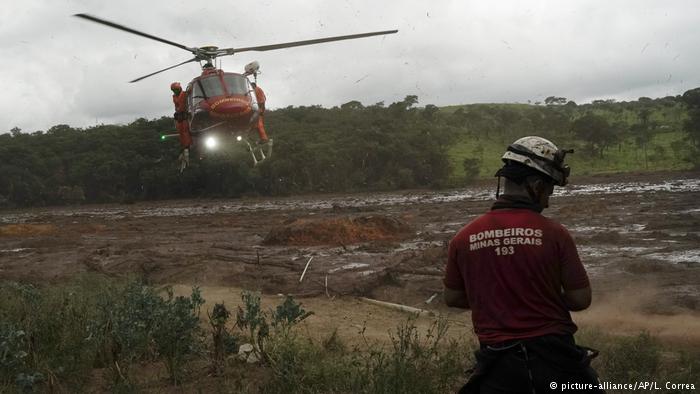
left=444, top=98, right=691, bottom=179
left=1, top=90, right=699, bottom=207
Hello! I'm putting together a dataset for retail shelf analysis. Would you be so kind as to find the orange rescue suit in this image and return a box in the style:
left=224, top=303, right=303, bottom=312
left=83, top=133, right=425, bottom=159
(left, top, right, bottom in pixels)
left=254, top=85, right=269, bottom=142
left=172, top=91, right=192, bottom=148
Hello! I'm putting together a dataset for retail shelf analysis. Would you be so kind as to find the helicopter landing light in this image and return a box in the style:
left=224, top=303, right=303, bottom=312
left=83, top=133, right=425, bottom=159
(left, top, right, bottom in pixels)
left=205, top=136, right=218, bottom=149
left=236, top=135, right=243, bottom=141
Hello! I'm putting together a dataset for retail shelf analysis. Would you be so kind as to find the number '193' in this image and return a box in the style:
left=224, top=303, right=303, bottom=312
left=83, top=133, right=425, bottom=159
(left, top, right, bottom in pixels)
left=495, top=246, right=515, bottom=256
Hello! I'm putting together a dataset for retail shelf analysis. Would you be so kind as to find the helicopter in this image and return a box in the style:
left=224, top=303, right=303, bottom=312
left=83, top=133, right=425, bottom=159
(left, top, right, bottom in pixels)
left=74, top=14, right=398, bottom=170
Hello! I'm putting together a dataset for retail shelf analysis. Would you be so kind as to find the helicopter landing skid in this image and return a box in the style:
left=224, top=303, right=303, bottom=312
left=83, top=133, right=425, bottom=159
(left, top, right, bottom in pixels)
left=243, top=138, right=273, bottom=166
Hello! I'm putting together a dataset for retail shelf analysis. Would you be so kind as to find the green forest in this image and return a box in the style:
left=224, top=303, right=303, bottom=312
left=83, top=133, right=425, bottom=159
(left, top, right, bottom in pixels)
left=2, top=88, right=700, bottom=208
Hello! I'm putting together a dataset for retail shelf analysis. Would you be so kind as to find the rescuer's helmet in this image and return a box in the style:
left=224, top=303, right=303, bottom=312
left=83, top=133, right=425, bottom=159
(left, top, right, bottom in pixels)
left=500, top=136, right=573, bottom=186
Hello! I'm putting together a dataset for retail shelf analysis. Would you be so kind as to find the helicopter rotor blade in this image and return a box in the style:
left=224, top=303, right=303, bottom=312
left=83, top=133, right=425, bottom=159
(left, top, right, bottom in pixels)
left=129, top=57, right=199, bottom=83
left=224, top=29, right=398, bottom=54
left=74, top=13, right=194, bottom=53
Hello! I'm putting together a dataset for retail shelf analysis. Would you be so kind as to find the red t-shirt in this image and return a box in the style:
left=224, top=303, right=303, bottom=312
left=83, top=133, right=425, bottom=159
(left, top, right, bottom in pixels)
left=444, top=208, right=590, bottom=345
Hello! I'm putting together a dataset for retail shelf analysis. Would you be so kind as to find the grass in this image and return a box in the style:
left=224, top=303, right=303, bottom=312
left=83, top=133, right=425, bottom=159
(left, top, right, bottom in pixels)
left=1, top=276, right=698, bottom=393
left=577, top=329, right=699, bottom=393
left=448, top=130, right=694, bottom=183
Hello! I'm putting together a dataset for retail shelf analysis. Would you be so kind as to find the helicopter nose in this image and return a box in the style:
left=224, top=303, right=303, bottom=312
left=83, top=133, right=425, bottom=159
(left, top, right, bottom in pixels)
left=209, top=96, right=252, bottom=118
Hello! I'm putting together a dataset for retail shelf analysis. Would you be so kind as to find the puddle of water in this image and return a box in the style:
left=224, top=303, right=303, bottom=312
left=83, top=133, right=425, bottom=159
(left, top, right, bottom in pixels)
left=578, top=245, right=609, bottom=258
left=570, top=223, right=648, bottom=236
left=577, top=245, right=666, bottom=259
left=0, top=248, right=33, bottom=253
left=395, top=240, right=443, bottom=252
left=358, top=270, right=376, bottom=277
left=328, top=262, right=370, bottom=273
left=622, top=224, right=647, bottom=233
left=569, top=225, right=602, bottom=233
left=645, top=250, right=700, bottom=265
left=618, top=246, right=657, bottom=253
left=2, top=178, right=698, bottom=222
left=558, top=179, right=700, bottom=196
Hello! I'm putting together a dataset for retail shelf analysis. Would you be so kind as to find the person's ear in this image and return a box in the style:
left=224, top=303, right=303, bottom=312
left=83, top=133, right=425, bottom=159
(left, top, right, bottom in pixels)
left=530, top=177, right=543, bottom=193
left=533, top=178, right=552, bottom=197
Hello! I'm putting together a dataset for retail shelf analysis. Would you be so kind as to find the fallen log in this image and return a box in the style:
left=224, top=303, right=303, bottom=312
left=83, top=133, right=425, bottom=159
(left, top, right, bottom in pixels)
left=359, top=297, right=435, bottom=317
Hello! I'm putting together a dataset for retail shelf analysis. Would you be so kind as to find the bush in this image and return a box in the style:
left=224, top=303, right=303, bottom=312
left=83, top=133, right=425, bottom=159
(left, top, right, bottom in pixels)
left=208, top=302, right=234, bottom=375
left=152, top=287, right=205, bottom=384
left=577, top=329, right=699, bottom=393
left=0, top=278, right=108, bottom=392
left=3, top=277, right=697, bottom=393
left=260, top=317, right=470, bottom=394
left=0, top=277, right=206, bottom=391
left=90, top=283, right=205, bottom=386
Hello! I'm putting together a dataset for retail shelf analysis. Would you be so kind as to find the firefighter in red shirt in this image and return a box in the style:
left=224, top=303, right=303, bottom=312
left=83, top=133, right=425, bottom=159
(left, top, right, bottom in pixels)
left=171, top=82, right=192, bottom=168
left=444, top=136, right=603, bottom=393
left=251, top=81, right=270, bottom=144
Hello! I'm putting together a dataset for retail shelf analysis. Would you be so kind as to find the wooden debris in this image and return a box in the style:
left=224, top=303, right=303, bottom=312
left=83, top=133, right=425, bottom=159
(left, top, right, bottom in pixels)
left=359, top=297, right=434, bottom=316
left=425, top=293, right=439, bottom=304
left=299, top=256, right=314, bottom=282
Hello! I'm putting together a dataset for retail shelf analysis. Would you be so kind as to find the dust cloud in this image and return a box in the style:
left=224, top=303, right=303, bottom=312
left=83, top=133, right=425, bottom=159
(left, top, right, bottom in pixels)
left=577, top=283, right=700, bottom=343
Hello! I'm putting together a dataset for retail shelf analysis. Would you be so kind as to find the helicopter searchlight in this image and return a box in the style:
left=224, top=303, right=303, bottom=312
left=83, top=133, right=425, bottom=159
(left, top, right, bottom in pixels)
left=205, top=136, right=218, bottom=150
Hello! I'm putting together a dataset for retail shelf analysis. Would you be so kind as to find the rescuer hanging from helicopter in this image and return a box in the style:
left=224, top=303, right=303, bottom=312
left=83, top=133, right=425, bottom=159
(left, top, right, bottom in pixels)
left=170, top=82, right=192, bottom=167
left=251, top=81, right=269, bottom=144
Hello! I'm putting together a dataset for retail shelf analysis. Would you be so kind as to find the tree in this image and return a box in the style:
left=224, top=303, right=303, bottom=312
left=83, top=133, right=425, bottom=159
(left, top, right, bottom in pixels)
left=422, top=104, right=439, bottom=121
left=681, top=88, right=700, bottom=159
left=570, top=113, right=615, bottom=157
left=631, top=108, right=655, bottom=168
left=462, top=158, right=481, bottom=184
left=388, top=95, right=419, bottom=118
left=681, top=88, right=700, bottom=107
left=545, top=96, right=567, bottom=106
left=340, top=100, right=364, bottom=111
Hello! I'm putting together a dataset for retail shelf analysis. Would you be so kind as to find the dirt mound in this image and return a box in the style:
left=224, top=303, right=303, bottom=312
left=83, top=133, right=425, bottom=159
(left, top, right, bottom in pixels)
left=0, top=224, right=56, bottom=236
left=263, top=215, right=412, bottom=246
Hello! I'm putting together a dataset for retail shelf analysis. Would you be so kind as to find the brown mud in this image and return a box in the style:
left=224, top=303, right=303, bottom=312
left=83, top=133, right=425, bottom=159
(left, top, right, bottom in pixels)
left=1, top=171, right=699, bottom=344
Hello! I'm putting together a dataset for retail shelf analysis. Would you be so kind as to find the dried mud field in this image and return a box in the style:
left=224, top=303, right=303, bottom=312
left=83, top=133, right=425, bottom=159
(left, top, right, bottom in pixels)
left=1, top=171, right=699, bottom=343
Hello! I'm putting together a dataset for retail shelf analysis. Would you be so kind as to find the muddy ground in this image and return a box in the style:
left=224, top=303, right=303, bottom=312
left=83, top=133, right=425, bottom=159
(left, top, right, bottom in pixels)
left=1, top=171, right=699, bottom=344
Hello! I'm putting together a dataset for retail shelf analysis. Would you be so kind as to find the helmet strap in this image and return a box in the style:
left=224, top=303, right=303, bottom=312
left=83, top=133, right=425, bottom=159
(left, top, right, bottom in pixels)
left=496, top=176, right=501, bottom=199
left=524, top=180, right=540, bottom=205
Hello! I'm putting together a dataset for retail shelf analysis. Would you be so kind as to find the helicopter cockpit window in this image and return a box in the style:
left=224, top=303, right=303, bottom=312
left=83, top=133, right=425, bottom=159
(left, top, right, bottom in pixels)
left=223, top=74, right=249, bottom=95
left=196, top=76, right=225, bottom=97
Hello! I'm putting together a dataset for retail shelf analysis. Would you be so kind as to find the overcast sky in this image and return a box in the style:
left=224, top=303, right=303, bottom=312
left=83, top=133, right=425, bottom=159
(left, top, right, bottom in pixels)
left=1, top=0, right=698, bottom=133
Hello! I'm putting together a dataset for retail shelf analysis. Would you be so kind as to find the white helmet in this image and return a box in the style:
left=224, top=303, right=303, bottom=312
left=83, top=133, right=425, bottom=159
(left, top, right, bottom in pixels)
left=501, top=136, right=573, bottom=186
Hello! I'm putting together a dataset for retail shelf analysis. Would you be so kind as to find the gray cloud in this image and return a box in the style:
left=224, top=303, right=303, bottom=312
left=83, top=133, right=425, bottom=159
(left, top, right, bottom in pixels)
left=1, top=0, right=698, bottom=133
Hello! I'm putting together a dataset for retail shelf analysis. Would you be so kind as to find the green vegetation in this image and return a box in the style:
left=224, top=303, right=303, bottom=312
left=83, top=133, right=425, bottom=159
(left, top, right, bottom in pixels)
left=2, top=89, right=699, bottom=208
left=578, top=329, right=700, bottom=393
left=0, top=276, right=698, bottom=392
left=0, top=277, right=206, bottom=391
